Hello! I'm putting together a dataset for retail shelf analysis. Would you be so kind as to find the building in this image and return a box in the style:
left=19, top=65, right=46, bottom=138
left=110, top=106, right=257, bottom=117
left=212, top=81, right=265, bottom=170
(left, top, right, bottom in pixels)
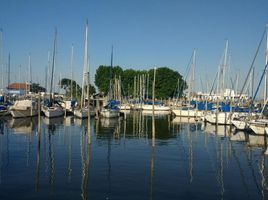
left=7, top=83, right=31, bottom=96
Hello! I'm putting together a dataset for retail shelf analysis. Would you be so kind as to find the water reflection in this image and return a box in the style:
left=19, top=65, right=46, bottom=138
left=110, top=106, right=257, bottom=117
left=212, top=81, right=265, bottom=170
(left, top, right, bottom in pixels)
left=7, top=117, right=37, bottom=134
left=0, top=113, right=267, bottom=199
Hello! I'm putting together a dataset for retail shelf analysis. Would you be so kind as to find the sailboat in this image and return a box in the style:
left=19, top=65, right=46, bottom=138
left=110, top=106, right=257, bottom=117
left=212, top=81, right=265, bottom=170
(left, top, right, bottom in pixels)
left=10, top=99, right=38, bottom=118
left=172, top=49, right=203, bottom=118
left=100, top=46, right=120, bottom=118
left=233, top=24, right=268, bottom=132
left=204, top=40, right=236, bottom=125
left=42, top=29, right=64, bottom=118
left=74, top=21, right=95, bottom=118
left=10, top=55, right=39, bottom=118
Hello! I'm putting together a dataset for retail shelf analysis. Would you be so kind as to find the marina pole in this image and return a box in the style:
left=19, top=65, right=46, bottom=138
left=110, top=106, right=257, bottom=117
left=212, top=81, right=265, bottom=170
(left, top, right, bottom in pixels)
left=152, top=67, right=156, bottom=147
left=38, top=92, right=41, bottom=135
left=95, top=97, right=99, bottom=119
left=150, top=69, right=156, bottom=199
left=35, top=92, right=41, bottom=191
left=87, top=72, right=91, bottom=145
left=64, top=104, right=67, bottom=118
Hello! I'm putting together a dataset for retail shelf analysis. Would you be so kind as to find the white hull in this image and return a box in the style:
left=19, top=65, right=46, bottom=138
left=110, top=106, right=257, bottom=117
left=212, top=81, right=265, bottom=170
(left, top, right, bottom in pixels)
left=11, top=109, right=38, bottom=118
left=232, top=119, right=247, bottom=130
left=131, top=104, right=142, bottom=110
left=142, top=104, right=170, bottom=111
left=43, top=106, right=64, bottom=118
left=142, top=110, right=171, bottom=116
left=249, top=119, right=268, bottom=135
left=119, top=104, right=131, bottom=110
left=10, top=100, right=38, bottom=118
left=205, top=112, right=238, bottom=125
left=100, top=109, right=120, bottom=118
left=172, top=108, right=203, bottom=118
left=74, top=108, right=95, bottom=118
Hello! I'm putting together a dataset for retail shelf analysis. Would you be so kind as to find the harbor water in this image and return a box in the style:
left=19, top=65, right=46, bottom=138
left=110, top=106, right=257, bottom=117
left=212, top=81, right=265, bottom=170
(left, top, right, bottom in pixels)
left=0, top=111, right=267, bottom=199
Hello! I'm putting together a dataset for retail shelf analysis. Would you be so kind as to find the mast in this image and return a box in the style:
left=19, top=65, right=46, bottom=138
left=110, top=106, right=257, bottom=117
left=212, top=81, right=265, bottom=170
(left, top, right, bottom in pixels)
left=222, top=40, right=229, bottom=96
left=109, top=45, right=113, bottom=100
left=28, top=53, right=32, bottom=94
left=265, top=23, right=268, bottom=103
left=70, top=44, right=74, bottom=99
left=46, top=51, right=50, bottom=93
left=0, top=29, right=3, bottom=91
left=49, top=28, right=57, bottom=102
left=81, top=20, right=88, bottom=108
left=192, top=49, right=196, bottom=97
left=188, top=49, right=196, bottom=100
left=7, top=53, right=10, bottom=89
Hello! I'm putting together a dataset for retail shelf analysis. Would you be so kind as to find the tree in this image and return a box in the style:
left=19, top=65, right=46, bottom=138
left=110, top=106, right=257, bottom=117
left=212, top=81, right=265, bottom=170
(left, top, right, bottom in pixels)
left=95, top=65, right=123, bottom=95
left=31, top=83, right=46, bottom=93
left=94, top=65, right=186, bottom=99
left=149, top=67, right=184, bottom=99
left=60, top=78, right=96, bottom=99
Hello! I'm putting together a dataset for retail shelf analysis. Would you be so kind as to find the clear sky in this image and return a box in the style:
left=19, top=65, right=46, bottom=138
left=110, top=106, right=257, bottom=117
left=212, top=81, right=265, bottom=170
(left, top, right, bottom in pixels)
left=0, top=0, right=268, bottom=93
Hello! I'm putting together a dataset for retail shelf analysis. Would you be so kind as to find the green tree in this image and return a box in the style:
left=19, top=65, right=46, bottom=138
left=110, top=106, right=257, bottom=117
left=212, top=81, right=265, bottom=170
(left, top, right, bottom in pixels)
left=30, top=83, right=46, bottom=93
left=121, top=69, right=137, bottom=97
left=149, top=67, right=184, bottom=99
left=95, top=65, right=186, bottom=99
left=60, top=78, right=96, bottom=99
left=95, top=65, right=123, bottom=95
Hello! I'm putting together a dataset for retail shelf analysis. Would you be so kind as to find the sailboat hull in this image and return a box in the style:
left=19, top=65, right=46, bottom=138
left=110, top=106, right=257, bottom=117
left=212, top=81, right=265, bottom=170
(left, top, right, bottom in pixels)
left=100, top=109, right=120, bottom=118
left=42, top=106, right=64, bottom=118
left=74, top=108, right=95, bottom=118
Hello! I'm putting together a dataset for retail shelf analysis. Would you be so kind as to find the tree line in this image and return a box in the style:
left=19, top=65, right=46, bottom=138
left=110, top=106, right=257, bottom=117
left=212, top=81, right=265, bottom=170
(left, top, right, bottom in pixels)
left=95, top=65, right=186, bottom=99
left=56, top=65, right=186, bottom=100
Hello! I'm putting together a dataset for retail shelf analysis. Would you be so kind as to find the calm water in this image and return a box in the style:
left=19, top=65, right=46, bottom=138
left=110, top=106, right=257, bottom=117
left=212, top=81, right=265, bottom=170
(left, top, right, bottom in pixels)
left=0, top=111, right=267, bottom=200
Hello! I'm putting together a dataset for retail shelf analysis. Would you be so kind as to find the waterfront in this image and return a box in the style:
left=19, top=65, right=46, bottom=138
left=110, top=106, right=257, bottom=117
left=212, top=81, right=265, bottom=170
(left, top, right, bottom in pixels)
left=0, top=112, right=267, bottom=199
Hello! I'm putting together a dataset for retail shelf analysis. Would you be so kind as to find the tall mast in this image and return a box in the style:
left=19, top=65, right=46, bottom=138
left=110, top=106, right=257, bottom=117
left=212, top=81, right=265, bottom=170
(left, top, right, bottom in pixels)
left=192, top=49, right=196, bottom=96
left=0, top=29, right=3, bottom=91
left=70, top=44, right=74, bottom=99
left=46, top=51, right=50, bottom=92
left=109, top=45, right=113, bottom=100
left=81, top=20, right=88, bottom=107
left=28, top=53, right=32, bottom=94
left=264, top=23, right=268, bottom=103
left=8, top=53, right=10, bottom=88
left=49, top=28, right=57, bottom=101
left=222, top=40, right=229, bottom=96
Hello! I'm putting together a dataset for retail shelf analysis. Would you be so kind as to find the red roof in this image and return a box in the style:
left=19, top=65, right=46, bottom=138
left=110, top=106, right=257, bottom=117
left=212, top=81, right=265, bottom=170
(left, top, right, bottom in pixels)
left=7, top=83, right=30, bottom=90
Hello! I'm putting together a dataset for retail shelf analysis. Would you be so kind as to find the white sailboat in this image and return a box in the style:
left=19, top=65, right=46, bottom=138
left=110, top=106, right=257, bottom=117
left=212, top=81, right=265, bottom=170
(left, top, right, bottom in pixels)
left=142, top=103, right=170, bottom=111
left=42, top=29, right=64, bottom=118
left=204, top=40, right=233, bottom=125
left=10, top=99, right=38, bottom=118
left=245, top=24, right=268, bottom=134
left=100, top=46, right=120, bottom=118
left=74, top=21, right=94, bottom=118
left=172, top=49, right=203, bottom=118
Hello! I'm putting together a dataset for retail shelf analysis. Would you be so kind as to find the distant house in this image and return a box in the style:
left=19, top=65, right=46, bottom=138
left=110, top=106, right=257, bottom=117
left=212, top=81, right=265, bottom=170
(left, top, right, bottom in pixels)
left=7, top=83, right=31, bottom=95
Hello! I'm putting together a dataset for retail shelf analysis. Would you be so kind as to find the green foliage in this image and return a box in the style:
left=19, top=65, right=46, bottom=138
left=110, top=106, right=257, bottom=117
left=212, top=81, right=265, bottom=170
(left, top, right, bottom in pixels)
left=60, top=78, right=96, bottom=99
left=31, top=83, right=46, bottom=93
left=151, top=67, right=183, bottom=99
left=94, top=65, right=123, bottom=95
left=121, top=69, right=137, bottom=97
left=95, top=65, right=186, bottom=99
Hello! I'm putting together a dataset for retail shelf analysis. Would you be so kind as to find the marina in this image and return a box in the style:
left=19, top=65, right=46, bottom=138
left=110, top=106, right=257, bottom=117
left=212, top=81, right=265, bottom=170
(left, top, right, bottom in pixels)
left=1, top=1, right=268, bottom=199
left=0, top=112, right=267, bottom=199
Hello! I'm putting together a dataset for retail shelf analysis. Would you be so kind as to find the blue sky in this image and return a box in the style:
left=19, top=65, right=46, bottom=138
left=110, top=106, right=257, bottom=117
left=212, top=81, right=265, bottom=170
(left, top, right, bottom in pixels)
left=0, top=0, right=268, bottom=93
